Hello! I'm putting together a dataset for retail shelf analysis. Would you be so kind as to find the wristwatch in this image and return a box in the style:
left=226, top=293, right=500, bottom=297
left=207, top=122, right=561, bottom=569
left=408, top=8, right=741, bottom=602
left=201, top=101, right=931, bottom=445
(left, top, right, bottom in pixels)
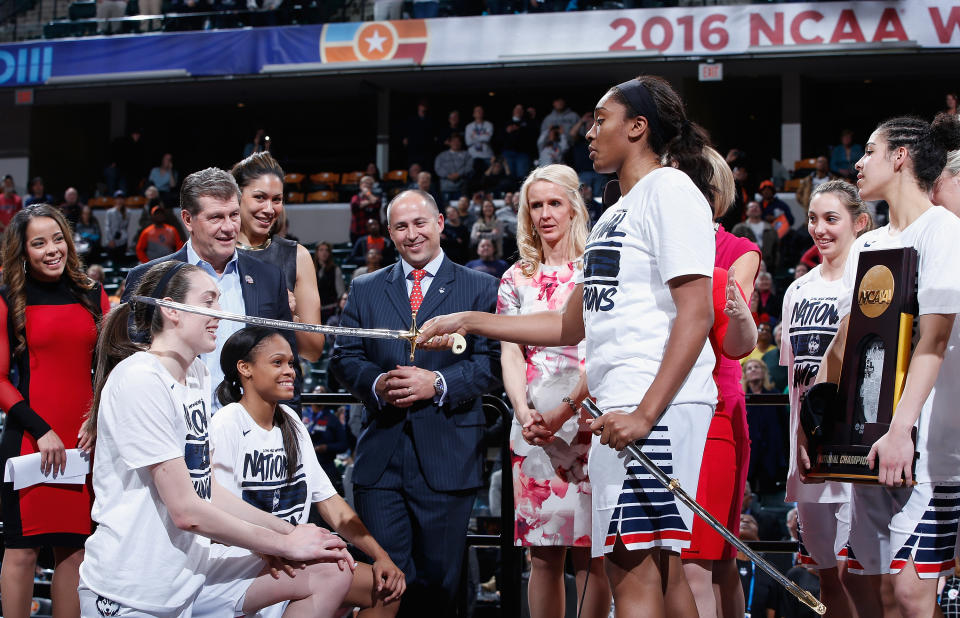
left=562, top=396, right=578, bottom=413
left=433, top=371, right=446, bottom=399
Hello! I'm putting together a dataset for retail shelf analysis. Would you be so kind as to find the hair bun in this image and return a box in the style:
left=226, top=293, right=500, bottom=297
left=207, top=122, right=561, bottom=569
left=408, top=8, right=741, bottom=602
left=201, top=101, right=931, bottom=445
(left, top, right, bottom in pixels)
left=931, top=112, right=960, bottom=153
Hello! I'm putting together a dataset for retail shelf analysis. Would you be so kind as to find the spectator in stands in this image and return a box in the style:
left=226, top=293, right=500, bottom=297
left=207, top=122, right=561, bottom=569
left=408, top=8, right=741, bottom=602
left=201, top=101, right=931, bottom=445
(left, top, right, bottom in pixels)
left=412, top=0, right=439, bottom=17
left=758, top=179, right=794, bottom=227
left=373, top=0, right=402, bottom=20
left=242, top=129, right=269, bottom=158
left=232, top=151, right=325, bottom=361
left=75, top=205, right=102, bottom=262
left=579, top=183, right=603, bottom=224
left=737, top=513, right=779, bottom=618
left=754, top=272, right=781, bottom=324
left=471, top=199, right=504, bottom=256
left=947, top=93, right=959, bottom=117
left=351, top=247, right=383, bottom=279
left=364, top=162, right=384, bottom=196
left=795, top=155, right=836, bottom=210
left=406, top=164, right=423, bottom=190
left=502, top=103, right=535, bottom=181
left=456, top=195, right=477, bottom=230
left=96, top=0, right=127, bottom=34
left=793, top=262, right=809, bottom=279
left=326, top=291, right=349, bottom=329
left=314, top=241, right=345, bottom=323
left=732, top=200, right=777, bottom=270
left=539, top=96, right=578, bottom=137
left=718, top=163, right=750, bottom=230
left=105, top=128, right=145, bottom=195
left=465, top=237, right=507, bottom=278
left=435, top=133, right=472, bottom=204
left=136, top=204, right=183, bottom=263
left=829, top=129, right=864, bottom=181
left=481, top=156, right=513, bottom=195
left=441, top=206, right=470, bottom=265
left=569, top=111, right=604, bottom=197
left=537, top=124, right=569, bottom=166
left=495, top=192, right=519, bottom=236
left=0, top=174, right=23, bottom=233
left=138, top=0, right=161, bottom=30
left=135, top=187, right=186, bottom=243
left=86, top=263, right=104, bottom=283
left=742, top=320, right=777, bottom=367
left=438, top=109, right=461, bottom=149
left=742, top=358, right=788, bottom=498
left=350, top=218, right=394, bottom=267
left=23, top=177, right=52, bottom=208
left=303, top=389, right=350, bottom=492
left=349, top=175, right=382, bottom=243
left=413, top=170, right=443, bottom=210
left=148, top=153, right=180, bottom=207
left=103, top=190, right=130, bottom=263
left=465, top=105, right=495, bottom=175
left=402, top=99, right=436, bottom=168
left=764, top=323, right=787, bottom=392
left=60, top=187, right=83, bottom=227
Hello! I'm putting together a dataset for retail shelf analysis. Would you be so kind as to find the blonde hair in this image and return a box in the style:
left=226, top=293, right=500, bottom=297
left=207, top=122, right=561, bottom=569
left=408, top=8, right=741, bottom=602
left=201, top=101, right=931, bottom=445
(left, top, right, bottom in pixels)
left=516, top=165, right=589, bottom=278
left=703, top=146, right=735, bottom=219
left=741, top=358, right=775, bottom=391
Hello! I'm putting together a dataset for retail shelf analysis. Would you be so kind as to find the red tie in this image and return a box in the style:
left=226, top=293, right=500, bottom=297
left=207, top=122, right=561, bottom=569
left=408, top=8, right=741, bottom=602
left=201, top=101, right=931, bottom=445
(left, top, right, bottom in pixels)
left=410, top=269, right=427, bottom=313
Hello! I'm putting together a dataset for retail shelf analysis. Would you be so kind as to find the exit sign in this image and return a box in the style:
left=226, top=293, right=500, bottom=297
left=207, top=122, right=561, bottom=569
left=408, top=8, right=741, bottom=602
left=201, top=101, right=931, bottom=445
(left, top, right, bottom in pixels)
left=698, top=63, right=723, bottom=82
left=14, top=88, right=33, bottom=105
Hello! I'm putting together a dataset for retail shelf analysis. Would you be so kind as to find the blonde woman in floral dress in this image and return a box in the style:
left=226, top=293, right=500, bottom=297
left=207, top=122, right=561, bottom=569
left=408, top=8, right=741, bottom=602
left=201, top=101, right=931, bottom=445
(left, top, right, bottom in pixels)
left=498, top=164, right=611, bottom=618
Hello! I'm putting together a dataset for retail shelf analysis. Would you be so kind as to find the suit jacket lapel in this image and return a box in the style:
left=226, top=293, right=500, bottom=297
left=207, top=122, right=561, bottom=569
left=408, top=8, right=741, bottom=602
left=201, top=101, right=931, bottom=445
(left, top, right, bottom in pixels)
left=414, top=257, right=457, bottom=322
left=385, top=262, right=413, bottom=327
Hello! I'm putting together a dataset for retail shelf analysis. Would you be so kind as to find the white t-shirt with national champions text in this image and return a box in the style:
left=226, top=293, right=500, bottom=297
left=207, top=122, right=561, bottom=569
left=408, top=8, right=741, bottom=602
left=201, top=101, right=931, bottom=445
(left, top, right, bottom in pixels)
left=80, top=352, right=214, bottom=614
left=780, top=266, right=850, bottom=503
left=581, top=166, right=717, bottom=410
left=210, top=402, right=336, bottom=525
left=839, top=206, right=960, bottom=483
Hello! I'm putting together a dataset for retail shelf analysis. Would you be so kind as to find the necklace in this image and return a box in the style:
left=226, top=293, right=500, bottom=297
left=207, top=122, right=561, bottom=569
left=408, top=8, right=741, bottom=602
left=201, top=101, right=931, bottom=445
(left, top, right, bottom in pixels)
left=237, top=237, right=272, bottom=251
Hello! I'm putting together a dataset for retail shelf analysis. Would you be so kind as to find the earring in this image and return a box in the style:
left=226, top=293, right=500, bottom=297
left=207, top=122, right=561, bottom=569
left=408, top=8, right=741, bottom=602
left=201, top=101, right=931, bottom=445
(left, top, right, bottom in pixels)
left=21, top=260, right=26, bottom=273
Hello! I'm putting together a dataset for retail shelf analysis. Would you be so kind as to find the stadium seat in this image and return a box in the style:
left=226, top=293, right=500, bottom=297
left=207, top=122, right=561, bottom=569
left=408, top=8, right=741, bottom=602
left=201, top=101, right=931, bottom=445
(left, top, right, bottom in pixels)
left=308, top=172, right=340, bottom=191
left=794, top=158, right=817, bottom=171
left=125, top=195, right=147, bottom=207
left=88, top=196, right=113, bottom=208
left=306, top=190, right=337, bottom=203
left=340, top=171, right=362, bottom=186
left=385, top=169, right=407, bottom=184
left=783, top=178, right=802, bottom=192
left=284, top=173, right=305, bottom=189
left=286, top=191, right=305, bottom=204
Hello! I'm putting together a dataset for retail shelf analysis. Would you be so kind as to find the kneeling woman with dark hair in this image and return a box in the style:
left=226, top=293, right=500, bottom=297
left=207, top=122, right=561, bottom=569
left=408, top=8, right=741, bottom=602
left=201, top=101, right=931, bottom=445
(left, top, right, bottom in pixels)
left=211, top=326, right=404, bottom=618
left=79, top=261, right=354, bottom=617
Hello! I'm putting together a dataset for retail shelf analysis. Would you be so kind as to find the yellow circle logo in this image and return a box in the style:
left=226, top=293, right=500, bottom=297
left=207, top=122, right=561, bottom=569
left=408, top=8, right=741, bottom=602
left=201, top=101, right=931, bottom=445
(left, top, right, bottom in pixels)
left=857, top=265, right=894, bottom=318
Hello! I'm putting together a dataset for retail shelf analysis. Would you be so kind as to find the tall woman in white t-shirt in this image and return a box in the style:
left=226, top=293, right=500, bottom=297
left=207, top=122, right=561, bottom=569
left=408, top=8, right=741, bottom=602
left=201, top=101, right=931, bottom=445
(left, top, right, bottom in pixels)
left=817, top=113, right=960, bottom=618
left=418, top=75, right=718, bottom=618
left=78, top=261, right=354, bottom=617
left=781, top=180, right=871, bottom=618
left=210, top=326, right=404, bottom=617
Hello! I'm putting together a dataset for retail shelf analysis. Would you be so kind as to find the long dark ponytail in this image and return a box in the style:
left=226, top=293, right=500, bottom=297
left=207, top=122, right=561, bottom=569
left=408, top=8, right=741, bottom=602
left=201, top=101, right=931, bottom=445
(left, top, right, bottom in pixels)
left=217, top=326, right=301, bottom=481
left=609, top=75, right=716, bottom=204
left=87, top=261, right=201, bottom=435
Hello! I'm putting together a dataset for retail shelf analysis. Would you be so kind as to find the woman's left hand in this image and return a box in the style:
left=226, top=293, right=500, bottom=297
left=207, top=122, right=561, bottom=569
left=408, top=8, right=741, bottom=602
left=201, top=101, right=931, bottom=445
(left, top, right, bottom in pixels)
left=260, top=554, right=305, bottom=579
left=77, top=420, right=96, bottom=453
left=723, top=267, right=750, bottom=320
left=522, top=403, right=572, bottom=446
left=372, top=555, right=406, bottom=602
left=287, top=290, right=297, bottom=317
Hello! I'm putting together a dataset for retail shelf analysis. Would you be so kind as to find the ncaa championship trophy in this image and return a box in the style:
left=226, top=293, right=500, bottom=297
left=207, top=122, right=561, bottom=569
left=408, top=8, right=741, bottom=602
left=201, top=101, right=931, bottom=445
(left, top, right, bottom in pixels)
left=806, top=247, right=919, bottom=483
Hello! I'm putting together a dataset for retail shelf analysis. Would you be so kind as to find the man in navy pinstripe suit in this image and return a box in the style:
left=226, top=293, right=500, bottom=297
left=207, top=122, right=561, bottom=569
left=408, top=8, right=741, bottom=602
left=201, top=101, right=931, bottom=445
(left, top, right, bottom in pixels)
left=330, top=190, right=501, bottom=616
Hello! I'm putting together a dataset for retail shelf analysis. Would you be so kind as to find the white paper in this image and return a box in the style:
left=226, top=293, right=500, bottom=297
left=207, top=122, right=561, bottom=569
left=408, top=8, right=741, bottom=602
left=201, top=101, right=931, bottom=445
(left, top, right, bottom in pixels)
left=4, top=448, right=90, bottom=490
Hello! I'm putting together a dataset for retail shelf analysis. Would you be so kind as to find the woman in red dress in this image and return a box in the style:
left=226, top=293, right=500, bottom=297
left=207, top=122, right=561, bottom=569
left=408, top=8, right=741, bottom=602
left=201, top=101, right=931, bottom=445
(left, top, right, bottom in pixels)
left=0, top=204, right=110, bottom=618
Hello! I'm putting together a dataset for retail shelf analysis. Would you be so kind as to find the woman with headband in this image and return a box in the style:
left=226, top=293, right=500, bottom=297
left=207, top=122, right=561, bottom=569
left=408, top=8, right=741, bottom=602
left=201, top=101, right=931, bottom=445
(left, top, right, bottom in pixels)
left=78, top=261, right=354, bottom=617
left=419, top=75, right=719, bottom=615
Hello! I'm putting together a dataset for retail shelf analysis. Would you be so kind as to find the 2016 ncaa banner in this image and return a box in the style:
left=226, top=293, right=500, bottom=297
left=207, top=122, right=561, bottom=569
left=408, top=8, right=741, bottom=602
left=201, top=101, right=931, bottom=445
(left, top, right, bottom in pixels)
left=0, top=0, right=958, bottom=87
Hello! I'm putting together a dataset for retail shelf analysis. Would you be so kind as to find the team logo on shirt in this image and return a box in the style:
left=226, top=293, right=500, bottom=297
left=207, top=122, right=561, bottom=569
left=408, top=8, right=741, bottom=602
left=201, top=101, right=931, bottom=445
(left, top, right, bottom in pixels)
left=583, top=210, right=627, bottom=312
left=183, top=398, right=211, bottom=500
left=95, top=596, right=121, bottom=616
left=242, top=447, right=309, bottom=523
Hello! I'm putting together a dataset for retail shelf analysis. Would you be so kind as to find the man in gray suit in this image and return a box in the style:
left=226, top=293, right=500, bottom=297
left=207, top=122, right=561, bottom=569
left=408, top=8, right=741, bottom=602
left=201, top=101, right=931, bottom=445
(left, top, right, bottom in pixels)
left=331, top=190, right=500, bottom=616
